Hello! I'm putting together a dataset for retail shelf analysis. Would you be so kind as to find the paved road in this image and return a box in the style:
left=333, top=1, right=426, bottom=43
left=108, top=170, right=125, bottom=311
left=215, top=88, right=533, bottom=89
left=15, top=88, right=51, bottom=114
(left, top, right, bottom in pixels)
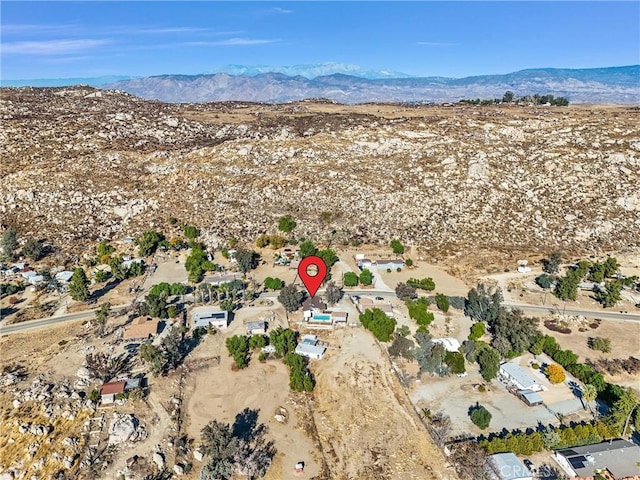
left=0, top=305, right=130, bottom=336
left=4, top=288, right=637, bottom=337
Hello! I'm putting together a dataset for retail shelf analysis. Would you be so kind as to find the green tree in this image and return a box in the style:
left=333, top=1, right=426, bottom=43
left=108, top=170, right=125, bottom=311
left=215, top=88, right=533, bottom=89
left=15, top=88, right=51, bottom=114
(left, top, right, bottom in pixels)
left=22, top=238, right=45, bottom=261
left=360, top=308, right=396, bottom=342
left=554, top=275, right=579, bottom=301
left=595, top=280, right=623, bottom=308
left=464, top=283, right=503, bottom=323
left=445, top=351, right=465, bottom=374
left=249, top=334, right=267, bottom=350
left=182, top=224, right=201, bottom=240
left=235, top=247, right=259, bottom=274
left=69, top=268, right=90, bottom=302
left=269, top=327, right=297, bottom=357
left=1, top=228, right=18, bottom=260
left=407, top=297, right=434, bottom=328
left=390, top=239, right=405, bottom=254
left=435, top=293, right=449, bottom=312
left=396, top=325, right=411, bottom=337
left=535, top=274, right=554, bottom=289
left=468, top=322, right=486, bottom=341
left=140, top=292, right=168, bottom=318
left=96, top=240, right=115, bottom=257
left=324, top=280, right=343, bottom=305
left=317, top=248, right=338, bottom=269
left=137, top=230, right=165, bottom=257
left=343, top=271, right=359, bottom=287
left=277, top=215, right=297, bottom=233
left=389, top=334, right=415, bottom=359
left=407, top=277, right=436, bottom=291
left=94, top=269, right=110, bottom=283
left=477, top=347, right=500, bottom=381
left=277, top=285, right=304, bottom=312
left=139, top=343, right=165, bottom=376
left=285, top=353, right=314, bottom=392
left=264, top=277, right=284, bottom=290
left=582, top=384, right=598, bottom=414
left=542, top=251, right=563, bottom=274
left=502, top=91, right=515, bottom=103
left=226, top=335, right=250, bottom=369
left=359, top=269, right=373, bottom=286
left=108, top=256, right=128, bottom=281
left=395, top=282, right=417, bottom=300
left=299, top=240, right=317, bottom=258
left=405, top=258, right=413, bottom=267
left=469, top=404, right=492, bottom=429
left=95, top=302, right=110, bottom=325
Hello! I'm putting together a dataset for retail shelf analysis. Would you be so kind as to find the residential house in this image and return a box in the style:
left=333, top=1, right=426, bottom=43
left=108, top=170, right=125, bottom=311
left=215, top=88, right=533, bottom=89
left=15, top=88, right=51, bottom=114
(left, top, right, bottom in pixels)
left=122, top=317, right=161, bottom=341
left=246, top=321, right=267, bottom=335
left=204, top=272, right=243, bottom=287
left=331, top=311, right=348, bottom=324
left=375, top=259, right=405, bottom=271
left=27, top=275, right=44, bottom=286
left=499, top=362, right=544, bottom=392
left=486, top=453, right=533, bottom=480
left=356, top=258, right=374, bottom=270
left=554, top=439, right=640, bottom=479
left=302, top=297, right=328, bottom=320
left=100, top=380, right=126, bottom=404
left=191, top=307, right=229, bottom=329
left=123, top=258, right=144, bottom=269
left=294, top=334, right=326, bottom=360
left=55, top=271, right=75, bottom=283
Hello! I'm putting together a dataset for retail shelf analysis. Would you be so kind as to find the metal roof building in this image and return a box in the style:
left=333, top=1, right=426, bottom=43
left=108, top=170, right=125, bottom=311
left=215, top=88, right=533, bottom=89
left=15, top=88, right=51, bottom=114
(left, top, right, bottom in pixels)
left=486, top=453, right=533, bottom=480
left=554, top=439, right=640, bottom=479
left=499, top=362, right=544, bottom=392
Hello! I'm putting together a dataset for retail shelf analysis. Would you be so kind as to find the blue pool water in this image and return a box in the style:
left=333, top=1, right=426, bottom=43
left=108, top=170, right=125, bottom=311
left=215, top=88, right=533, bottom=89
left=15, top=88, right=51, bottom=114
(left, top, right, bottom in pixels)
left=313, top=314, right=331, bottom=321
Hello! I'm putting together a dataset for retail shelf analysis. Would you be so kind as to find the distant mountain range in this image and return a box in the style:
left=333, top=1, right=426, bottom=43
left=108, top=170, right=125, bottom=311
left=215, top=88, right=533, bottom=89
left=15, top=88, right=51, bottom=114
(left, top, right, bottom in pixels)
left=3, top=65, right=638, bottom=104
left=203, top=62, right=413, bottom=79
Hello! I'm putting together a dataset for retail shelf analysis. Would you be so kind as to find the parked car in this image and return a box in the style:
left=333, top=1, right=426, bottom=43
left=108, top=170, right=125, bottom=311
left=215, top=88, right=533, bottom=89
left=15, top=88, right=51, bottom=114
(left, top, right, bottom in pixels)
left=523, top=459, right=535, bottom=472
left=375, top=296, right=384, bottom=301
left=124, top=343, right=140, bottom=351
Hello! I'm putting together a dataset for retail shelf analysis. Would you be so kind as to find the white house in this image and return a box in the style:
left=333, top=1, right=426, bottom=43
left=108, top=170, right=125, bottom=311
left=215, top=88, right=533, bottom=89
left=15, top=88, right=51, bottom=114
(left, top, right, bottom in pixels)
left=191, top=307, right=229, bottom=330
left=554, top=439, right=640, bottom=479
left=432, top=338, right=461, bottom=353
left=294, top=334, right=326, bottom=360
left=375, top=259, right=405, bottom=270
left=499, top=362, right=544, bottom=392
left=55, top=271, right=75, bottom=283
left=302, top=297, right=328, bottom=320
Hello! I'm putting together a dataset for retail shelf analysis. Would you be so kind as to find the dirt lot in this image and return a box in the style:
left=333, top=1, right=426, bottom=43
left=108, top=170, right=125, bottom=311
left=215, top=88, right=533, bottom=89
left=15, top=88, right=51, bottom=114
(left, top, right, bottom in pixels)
left=311, top=328, right=457, bottom=480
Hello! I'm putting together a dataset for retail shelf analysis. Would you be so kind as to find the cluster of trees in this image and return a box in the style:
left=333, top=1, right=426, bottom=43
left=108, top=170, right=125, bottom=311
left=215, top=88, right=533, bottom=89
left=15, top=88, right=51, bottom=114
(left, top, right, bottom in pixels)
left=267, top=327, right=314, bottom=392
left=539, top=253, right=629, bottom=308
left=458, top=92, right=569, bottom=106
left=407, top=277, right=436, bottom=291
left=149, top=282, right=189, bottom=297
left=480, top=420, right=614, bottom=455
left=461, top=339, right=501, bottom=382
left=139, top=328, right=197, bottom=376
left=226, top=335, right=251, bottom=369
left=235, top=247, right=260, bottom=274
left=343, top=269, right=373, bottom=287
left=199, top=409, right=275, bottom=480
left=137, top=230, right=165, bottom=257
left=1, top=228, right=49, bottom=262
left=324, top=281, right=343, bottom=305
left=185, top=243, right=216, bottom=282
left=263, top=277, right=284, bottom=291
left=395, top=282, right=416, bottom=300
left=195, top=280, right=244, bottom=312
left=255, top=234, right=286, bottom=249
left=360, top=308, right=396, bottom=342
left=413, top=332, right=450, bottom=377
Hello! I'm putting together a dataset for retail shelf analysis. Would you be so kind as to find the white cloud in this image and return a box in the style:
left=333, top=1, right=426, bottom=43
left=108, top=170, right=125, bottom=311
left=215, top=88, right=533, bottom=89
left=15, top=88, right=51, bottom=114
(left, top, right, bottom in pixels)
left=185, top=38, right=278, bottom=46
left=2, top=39, right=111, bottom=55
left=416, top=42, right=459, bottom=47
left=1, top=24, right=81, bottom=34
left=271, top=7, right=293, bottom=14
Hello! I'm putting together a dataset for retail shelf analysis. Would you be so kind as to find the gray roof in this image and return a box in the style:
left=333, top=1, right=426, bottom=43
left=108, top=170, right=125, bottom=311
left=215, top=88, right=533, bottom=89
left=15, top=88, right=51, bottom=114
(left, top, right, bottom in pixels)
left=295, top=343, right=325, bottom=358
left=487, top=453, right=532, bottom=480
left=556, top=439, right=640, bottom=478
left=517, top=390, right=543, bottom=405
left=192, top=310, right=228, bottom=321
left=246, top=321, right=266, bottom=330
left=500, top=362, right=541, bottom=389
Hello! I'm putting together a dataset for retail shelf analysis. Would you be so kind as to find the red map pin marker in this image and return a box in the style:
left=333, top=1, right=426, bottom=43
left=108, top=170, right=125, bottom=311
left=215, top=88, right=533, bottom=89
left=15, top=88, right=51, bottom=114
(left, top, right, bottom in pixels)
left=298, top=255, right=327, bottom=298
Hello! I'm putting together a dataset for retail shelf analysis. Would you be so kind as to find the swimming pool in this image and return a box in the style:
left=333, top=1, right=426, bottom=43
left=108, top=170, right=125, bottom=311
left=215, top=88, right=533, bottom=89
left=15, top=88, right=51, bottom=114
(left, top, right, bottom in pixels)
left=312, top=314, right=331, bottom=321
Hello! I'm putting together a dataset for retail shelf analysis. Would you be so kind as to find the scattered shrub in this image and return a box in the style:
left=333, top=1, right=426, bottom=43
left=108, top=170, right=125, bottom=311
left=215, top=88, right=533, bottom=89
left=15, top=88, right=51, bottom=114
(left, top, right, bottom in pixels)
left=544, top=319, right=572, bottom=334
left=469, top=404, right=492, bottom=430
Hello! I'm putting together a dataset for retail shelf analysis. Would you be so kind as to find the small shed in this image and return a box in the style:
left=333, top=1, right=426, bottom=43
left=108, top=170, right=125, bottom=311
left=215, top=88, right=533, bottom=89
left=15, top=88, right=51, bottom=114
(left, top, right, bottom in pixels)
left=100, top=380, right=126, bottom=404
left=246, top=321, right=267, bottom=335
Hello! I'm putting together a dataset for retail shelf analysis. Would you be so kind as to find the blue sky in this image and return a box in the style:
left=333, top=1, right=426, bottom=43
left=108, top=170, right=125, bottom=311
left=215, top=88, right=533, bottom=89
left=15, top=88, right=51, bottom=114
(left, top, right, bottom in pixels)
left=2, top=1, right=639, bottom=80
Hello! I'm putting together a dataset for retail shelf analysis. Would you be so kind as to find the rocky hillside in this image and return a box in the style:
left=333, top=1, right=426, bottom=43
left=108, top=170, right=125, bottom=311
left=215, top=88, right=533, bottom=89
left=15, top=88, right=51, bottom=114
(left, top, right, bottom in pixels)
left=1, top=86, right=639, bottom=256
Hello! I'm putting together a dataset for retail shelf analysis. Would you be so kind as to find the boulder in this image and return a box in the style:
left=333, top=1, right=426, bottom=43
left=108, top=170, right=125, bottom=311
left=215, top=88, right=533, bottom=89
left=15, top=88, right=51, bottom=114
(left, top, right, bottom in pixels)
left=107, top=414, right=139, bottom=445
left=193, top=449, right=204, bottom=462
left=173, top=464, right=185, bottom=476
left=152, top=452, right=165, bottom=469
left=76, top=367, right=92, bottom=380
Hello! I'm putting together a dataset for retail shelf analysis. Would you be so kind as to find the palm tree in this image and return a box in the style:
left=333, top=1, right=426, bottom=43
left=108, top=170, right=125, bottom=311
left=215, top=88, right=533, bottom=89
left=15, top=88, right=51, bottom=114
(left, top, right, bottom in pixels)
left=582, top=384, right=597, bottom=416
